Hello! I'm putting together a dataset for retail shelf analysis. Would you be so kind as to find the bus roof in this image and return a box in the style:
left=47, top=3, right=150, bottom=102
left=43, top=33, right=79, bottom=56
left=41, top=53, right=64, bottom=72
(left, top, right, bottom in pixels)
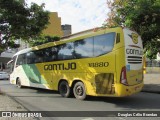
left=61, top=27, right=107, bottom=41
left=13, top=27, right=124, bottom=57
left=13, top=48, right=32, bottom=57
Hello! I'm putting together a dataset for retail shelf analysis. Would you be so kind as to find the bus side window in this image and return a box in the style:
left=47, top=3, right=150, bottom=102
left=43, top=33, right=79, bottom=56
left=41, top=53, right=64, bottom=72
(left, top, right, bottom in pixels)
left=58, top=43, right=74, bottom=60
left=74, top=38, right=94, bottom=58
left=16, top=54, right=25, bottom=66
left=116, top=33, right=120, bottom=44
left=94, top=32, right=116, bottom=57
left=26, top=52, right=36, bottom=64
left=44, top=47, right=56, bottom=62
left=34, top=50, right=44, bottom=63
left=51, top=47, right=58, bottom=60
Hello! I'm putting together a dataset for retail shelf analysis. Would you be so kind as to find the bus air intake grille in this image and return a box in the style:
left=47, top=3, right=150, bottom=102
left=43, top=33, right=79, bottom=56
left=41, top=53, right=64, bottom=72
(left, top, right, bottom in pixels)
left=95, top=73, right=115, bottom=94
left=127, top=56, right=142, bottom=64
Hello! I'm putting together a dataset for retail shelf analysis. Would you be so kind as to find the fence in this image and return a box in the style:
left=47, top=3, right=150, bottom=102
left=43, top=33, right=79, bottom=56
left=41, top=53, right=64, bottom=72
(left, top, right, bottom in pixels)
left=146, top=60, right=160, bottom=73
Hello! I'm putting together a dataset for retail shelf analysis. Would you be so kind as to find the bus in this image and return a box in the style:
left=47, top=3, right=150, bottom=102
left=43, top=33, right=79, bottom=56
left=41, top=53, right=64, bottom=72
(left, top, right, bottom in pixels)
left=8, top=27, right=144, bottom=100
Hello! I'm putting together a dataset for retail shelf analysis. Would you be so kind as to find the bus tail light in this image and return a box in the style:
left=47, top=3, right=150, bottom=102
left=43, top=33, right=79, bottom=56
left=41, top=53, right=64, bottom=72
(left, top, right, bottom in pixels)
left=120, top=66, right=128, bottom=85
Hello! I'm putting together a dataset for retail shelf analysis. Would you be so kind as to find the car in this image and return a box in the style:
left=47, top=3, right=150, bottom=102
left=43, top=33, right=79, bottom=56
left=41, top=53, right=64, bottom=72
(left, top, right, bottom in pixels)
left=0, top=72, right=9, bottom=80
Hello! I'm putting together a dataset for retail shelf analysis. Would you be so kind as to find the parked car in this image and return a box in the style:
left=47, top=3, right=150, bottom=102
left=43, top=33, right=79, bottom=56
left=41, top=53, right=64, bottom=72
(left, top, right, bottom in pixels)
left=0, top=72, right=9, bottom=80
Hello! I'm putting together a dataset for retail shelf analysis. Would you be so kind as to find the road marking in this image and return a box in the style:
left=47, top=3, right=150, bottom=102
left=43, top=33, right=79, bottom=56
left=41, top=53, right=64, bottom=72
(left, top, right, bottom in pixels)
left=118, top=117, right=126, bottom=120
left=82, top=118, right=94, bottom=120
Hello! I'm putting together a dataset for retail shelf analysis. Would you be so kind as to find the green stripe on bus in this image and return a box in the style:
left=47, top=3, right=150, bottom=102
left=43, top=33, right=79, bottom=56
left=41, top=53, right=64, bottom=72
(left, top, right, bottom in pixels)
left=22, top=64, right=47, bottom=84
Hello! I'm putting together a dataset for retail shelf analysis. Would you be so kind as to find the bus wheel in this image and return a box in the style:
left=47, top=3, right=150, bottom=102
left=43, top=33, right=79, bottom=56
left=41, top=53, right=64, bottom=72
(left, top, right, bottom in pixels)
left=16, top=78, right=22, bottom=88
left=73, top=82, right=86, bottom=100
left=58, top=81, right=70, bottom=98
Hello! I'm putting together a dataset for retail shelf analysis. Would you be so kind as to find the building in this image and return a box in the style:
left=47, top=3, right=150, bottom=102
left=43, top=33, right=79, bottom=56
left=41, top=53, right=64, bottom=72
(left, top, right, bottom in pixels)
left=0, top=52, right=12, bottom=71
left=42, top=12, right=63, bottom=37
left=0, top=3, right=71, bottom=70
left=61, top=24, right=72, bottom=36
left=42, top=13, right=72, bottom=37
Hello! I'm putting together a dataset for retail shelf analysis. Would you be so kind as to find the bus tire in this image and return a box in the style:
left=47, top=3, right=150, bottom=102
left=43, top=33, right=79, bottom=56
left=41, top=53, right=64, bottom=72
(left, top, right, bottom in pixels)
left=16, top=78, right=22, bottom=88
left=58, top=81, right=70, bottom=98
left=73, top=82, right=86, bottom=100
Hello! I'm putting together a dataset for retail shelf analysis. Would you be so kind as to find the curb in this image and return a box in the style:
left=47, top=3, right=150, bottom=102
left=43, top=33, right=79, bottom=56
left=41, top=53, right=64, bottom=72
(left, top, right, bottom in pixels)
left=0, top=93, right=40, bottom=120
left=142, top=85, right=160, bottom=94
left=141, top=90, right=160, bottom=94
left=0, top=89, right=4, bottom=95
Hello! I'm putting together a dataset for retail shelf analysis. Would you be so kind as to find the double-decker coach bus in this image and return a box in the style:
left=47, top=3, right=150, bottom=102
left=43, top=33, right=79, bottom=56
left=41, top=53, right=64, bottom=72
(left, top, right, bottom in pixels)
left=8, top=27, right=144, bottom=100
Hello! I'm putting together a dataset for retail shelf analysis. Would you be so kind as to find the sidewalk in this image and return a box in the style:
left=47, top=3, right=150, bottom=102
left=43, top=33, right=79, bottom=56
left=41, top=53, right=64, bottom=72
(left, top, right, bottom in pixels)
left=142, top=73, right=160, bottom=93
left=0, top=93, right=35, bottom=119
left=0, top=73, right=160, bottom=113
left=0, top=93, right=27, bottom=111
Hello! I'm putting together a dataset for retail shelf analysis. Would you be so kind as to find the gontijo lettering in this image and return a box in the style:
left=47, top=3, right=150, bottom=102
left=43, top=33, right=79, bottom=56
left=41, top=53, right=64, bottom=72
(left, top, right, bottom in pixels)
left=44, top=62, right=76, bottom=70
left=126, top=49, right=143, bottom=55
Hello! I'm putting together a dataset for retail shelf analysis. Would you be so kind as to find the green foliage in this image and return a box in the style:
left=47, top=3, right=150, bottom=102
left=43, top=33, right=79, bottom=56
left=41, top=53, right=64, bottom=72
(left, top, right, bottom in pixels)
left=0, top=0, right=49, bottom=53
left=105, top=0, right=160, bottom=59
left=30, top=35, right=60, bottom=47
left=145, top=39, right=160, bottom=59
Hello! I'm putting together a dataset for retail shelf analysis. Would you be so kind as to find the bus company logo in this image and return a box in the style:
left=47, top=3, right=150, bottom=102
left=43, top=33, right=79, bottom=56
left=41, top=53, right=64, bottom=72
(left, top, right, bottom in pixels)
left=129, top=33, right=138, bottom=44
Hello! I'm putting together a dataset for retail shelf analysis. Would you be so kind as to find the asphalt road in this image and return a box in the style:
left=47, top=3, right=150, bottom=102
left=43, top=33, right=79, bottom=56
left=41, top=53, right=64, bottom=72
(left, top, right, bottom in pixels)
left=0, top=80, right=160, bottom=120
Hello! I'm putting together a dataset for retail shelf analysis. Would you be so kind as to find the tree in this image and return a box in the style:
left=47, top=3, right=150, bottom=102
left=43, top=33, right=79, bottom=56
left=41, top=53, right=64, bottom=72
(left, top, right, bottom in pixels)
left=0, top=0, right=49, bottom=54
left=104, top=0, right=160, bottom=59
left=30, top=35, right=60, bottom=47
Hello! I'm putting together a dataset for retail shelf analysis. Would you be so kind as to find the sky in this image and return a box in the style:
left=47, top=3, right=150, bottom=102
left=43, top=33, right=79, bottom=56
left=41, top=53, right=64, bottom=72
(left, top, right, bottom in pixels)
left=26, top=0, right=109, bottom=33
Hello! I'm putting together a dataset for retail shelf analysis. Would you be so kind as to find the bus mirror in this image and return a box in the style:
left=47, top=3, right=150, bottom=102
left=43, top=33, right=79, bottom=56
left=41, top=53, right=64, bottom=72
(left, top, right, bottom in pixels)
left=7, top=60, right=13, bottom=65
left=16, top=65, right=19, bottom=68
